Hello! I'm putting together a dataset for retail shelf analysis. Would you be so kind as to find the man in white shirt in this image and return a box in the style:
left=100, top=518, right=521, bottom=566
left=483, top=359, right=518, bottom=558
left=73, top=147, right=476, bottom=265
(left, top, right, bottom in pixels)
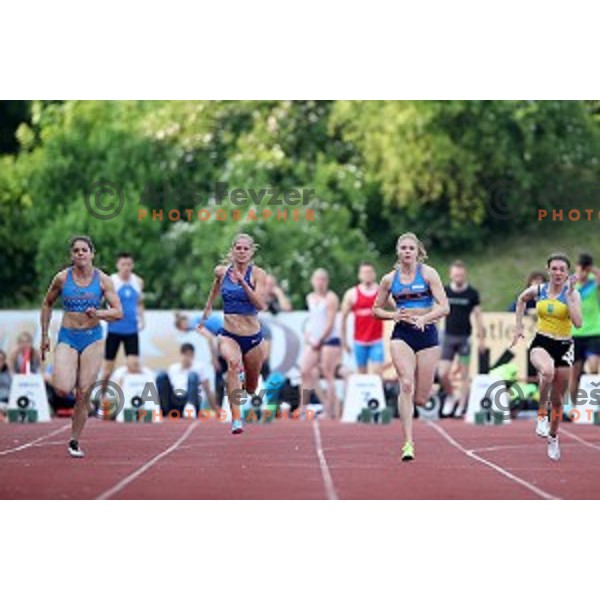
left=111, top=363, right=155, bottom=388
left=156, top=343, right=214, bottom=417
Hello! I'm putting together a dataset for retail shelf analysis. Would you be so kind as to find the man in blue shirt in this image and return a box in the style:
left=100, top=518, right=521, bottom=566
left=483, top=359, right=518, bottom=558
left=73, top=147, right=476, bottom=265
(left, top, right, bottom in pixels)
left=100, top=253, right=145, bottom=397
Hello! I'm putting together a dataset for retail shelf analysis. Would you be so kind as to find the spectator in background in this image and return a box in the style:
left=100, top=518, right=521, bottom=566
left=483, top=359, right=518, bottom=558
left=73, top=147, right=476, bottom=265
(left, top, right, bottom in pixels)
left=569, top=253, right=600, bottom=404
left=111, top=359, right=155, bottom=388
left=264, top=275, right=292, bottom=315
left=0, top=350, right=11, bottom=415
left=176, top=312, right=227, bottom=406
left=156, top=343, right=214, bottom=417
left=340, top=262, right=385, bottom=375
left=9, top=331, right=41, bottom=374
left=437, top=261, right=485, bottom=418
left=508, top=271, right=547, bottom=313
left=99, top=252, right=145, bottom=399
left=300, top=268, right=342, bottom=419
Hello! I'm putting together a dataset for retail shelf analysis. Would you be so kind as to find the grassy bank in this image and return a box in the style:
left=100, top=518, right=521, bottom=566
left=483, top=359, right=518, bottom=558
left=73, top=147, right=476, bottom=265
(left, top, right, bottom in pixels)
left=428, top=219, right=600, bottom=310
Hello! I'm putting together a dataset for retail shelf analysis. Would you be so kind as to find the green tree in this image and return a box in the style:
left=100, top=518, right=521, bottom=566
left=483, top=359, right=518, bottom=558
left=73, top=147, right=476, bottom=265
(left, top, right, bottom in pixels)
left=330, top=100, right=600, bottom=250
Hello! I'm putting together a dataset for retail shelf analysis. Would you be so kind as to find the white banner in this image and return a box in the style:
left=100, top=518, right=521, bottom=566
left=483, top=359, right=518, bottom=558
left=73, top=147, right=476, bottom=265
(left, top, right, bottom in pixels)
left=465, top=374, right=511, bottom=424
left=0, top=310, right=355, bottom=382
left=0, top=310, right=537, bottom=399
left=8, top=374, right=52, bottom=422
left=342, top=374, right=386, bottom=423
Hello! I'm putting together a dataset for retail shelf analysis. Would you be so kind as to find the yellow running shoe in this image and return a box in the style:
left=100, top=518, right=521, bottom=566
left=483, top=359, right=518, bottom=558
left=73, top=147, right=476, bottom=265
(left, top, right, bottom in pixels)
left=401, top=441, right=415, bottom=462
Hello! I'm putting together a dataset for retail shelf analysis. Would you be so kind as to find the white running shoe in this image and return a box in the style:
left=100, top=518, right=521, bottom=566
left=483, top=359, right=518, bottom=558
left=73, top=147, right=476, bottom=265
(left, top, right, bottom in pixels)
left=547, top=435, right=560, bottom=461
left=535, top=416, right=549, bottom=438
left=68, top=439, right=85, bottom=458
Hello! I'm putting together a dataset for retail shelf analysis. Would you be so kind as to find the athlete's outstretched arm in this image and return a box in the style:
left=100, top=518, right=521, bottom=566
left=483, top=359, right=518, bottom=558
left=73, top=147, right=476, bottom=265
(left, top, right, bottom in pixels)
left=92, top=274, right=123, bottom=321
left=201, top=266, right=226, bottom=322
left=40, top=271, right=65, bottom=361
left=511, top=284, right=537, bottom=347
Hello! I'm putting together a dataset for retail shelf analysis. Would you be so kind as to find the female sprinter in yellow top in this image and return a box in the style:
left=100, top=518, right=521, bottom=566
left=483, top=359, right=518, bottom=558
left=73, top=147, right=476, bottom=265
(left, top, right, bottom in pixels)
left=511, top=253, right=582, bottom=461
left=373, top=232, right=449, bottom=461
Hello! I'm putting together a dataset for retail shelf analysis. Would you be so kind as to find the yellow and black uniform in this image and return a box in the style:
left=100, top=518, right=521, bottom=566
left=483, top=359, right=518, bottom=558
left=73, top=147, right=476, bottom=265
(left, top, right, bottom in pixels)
left=530, top=284, right=574, bottom=367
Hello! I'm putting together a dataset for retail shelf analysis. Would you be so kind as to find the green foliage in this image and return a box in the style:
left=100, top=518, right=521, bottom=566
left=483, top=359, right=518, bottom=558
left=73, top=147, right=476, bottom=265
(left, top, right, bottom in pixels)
left=330, top=100, right=600, bottom=249
left=0, top=156, right=39, bottom=306
left=0, top=100, right=599, bottom=309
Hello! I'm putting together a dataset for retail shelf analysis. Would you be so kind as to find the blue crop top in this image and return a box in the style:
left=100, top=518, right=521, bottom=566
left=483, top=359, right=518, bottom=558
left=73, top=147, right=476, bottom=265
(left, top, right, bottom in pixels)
left=220, top=265, right=258, bottom=316
left=62, top=268, right=103, bottom=312
left=390, top=264, right=434, bottom=309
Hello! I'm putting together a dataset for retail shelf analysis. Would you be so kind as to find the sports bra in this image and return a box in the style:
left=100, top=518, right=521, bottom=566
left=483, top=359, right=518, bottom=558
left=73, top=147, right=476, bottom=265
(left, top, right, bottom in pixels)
left=62, top=268, right=103, bottom=313
left=390, top=264, right=434, bottom=309
left=220, top=265, right=258, bottom=315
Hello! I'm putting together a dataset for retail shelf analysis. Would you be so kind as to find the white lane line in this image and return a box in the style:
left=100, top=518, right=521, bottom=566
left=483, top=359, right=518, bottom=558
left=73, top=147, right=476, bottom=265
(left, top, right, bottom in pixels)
left=470, top=444, right=540, bottom=454
left=312, top=420, right=339, bottom=500
left=0, top=424, right=71, bottom=457
left=426, top=421, right=561, bottom=500
left=96, top=421, right=198, bottom=500
left=561, top=428, right=600, bottom=452
left=31, top=441, right=66, bottom=448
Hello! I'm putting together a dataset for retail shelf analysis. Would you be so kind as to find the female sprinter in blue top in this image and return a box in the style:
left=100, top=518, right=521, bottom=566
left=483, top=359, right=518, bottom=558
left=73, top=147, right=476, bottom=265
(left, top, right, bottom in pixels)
left=373, top=232, right=449, bottom=461
left=200, top=233, right=267, bottom=434
left=511, top=253, right=582, bottom=461
left=40, top=236, right=123, bottom=458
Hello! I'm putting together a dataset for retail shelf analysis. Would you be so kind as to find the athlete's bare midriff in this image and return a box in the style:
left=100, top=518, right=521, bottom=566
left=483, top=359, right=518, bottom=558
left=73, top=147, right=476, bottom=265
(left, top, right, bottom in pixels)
left=223, top=313, right=260, bottom=336
left=61, top=311, right=101, bottom=330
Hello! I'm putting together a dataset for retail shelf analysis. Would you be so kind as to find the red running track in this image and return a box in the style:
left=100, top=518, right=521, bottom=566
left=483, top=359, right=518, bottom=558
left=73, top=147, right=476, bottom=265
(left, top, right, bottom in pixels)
left=1, top=418, right=600, bottom=499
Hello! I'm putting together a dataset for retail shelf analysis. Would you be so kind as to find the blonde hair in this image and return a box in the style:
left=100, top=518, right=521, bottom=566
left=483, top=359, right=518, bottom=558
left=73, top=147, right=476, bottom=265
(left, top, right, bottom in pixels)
left=222, top=233, right=259, bottom=265
left=395, top=232, right=428, bottom=265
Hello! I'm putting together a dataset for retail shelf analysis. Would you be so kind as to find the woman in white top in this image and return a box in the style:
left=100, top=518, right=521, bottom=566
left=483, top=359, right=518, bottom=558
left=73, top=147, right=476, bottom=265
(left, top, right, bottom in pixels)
left=300, top=268, right=342, bottom=418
